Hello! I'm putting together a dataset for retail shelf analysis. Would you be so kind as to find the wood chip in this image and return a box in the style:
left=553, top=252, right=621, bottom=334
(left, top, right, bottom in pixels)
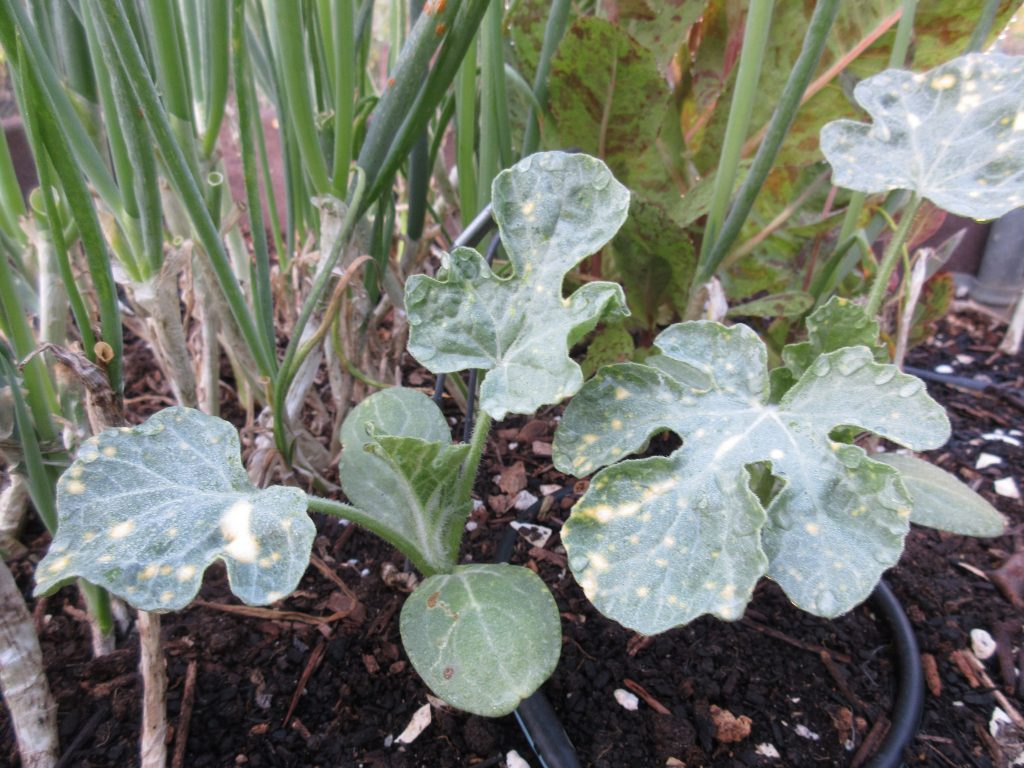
left=951, top=649, right=982, bottom=688
left=623, top=678, right=671, bottom=715
left=532, top=440, right=553, bottom=457
left=498, top=461, right=528, bottom=496
left=921, top=653, right=943, bottom=697
left=710, top=705, right=752, bottom=743
left=395, top=703, right=431, bottom=744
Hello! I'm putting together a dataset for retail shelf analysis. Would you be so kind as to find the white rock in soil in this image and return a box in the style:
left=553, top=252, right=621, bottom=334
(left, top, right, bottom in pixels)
left=539, top=484, right=562, bottom=496
left=394, top=703, right=431, bottom=744
left=506, top=749, right=531, bottom=768
left=465, top=520, right=478, bottom=531
left=934, top=364, right=955, bottom=374
left=511, top=521, right=553, bottom=548
left=995, top=477, right=1021, bottom=500
left=614, top=689, right=640, bottom=711
left=794, top=724, right=820, bottom=741
left=956, top=354, right=974, bottom=365
left=755, top=743, right=781, bottom=759
left=972, top=628, right=998, bottom=660
left=513, top=490, right=539, bottom=511
left=977, top=453, right=1003, bottom=469
left=984, top=431, right=1023, bottom=447
left=991, top=706, right=1013, bottom=737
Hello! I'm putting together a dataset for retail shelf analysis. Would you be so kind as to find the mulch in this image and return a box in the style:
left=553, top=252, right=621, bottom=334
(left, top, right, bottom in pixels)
left=2, top=306, right=1022, bottom=767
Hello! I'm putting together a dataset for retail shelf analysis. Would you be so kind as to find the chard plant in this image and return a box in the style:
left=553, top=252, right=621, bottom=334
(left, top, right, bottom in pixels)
left=551, top=51, right=1020, bottom=636
left=33, top=152, right=630, bottom=718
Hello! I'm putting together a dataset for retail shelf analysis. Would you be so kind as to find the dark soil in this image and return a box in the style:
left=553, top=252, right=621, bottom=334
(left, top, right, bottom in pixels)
left=2, top=308, right=1022, bottom=768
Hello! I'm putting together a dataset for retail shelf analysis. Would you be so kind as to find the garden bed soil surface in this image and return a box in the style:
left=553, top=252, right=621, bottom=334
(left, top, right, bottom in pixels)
left=2, top=307, right=1023, bottom=768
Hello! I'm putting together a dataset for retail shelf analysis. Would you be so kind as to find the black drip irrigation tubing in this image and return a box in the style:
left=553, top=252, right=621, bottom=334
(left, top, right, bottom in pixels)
left=864, top=579, right=924, bottom=768
left=431, top=205, right=922, bottom=767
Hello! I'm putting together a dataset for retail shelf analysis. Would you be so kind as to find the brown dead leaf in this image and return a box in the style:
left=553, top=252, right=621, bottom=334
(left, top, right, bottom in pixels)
left=487, top=494, right=511, bottom=514
left=710, top=705, right=752, bottom=743
left=517, top=419, right=549, bottom=443
left=498, top=461, right=528, bottom=496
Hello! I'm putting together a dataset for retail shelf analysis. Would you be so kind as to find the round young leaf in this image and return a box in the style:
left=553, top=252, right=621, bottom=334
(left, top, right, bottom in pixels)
left=406, top=151, right=630, bottom=420
left=821, top=53, right=1024, bottom=219
left=400, top=564, right=561, bottom=716
left=35, top=408, right=314, bottom=612
left=874, top=452, right=1007, bottom=537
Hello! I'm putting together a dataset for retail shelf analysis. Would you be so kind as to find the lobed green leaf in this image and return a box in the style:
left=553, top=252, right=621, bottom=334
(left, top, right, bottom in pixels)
left=406, top=152, right=630, bottom=419
left=555, top=322, right=951, bottom=631
left=35, top=408, right=314, bottom=612
left=821, top=53, right=1024, bottom=219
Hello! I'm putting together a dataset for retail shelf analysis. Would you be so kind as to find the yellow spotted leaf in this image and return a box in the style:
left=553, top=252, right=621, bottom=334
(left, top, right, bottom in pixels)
left=405, top=152, right=630, bottom=420
left=821, top=53, right=1024, bottom=219
left=35, top=408, right=314, bottom=612
left=554, top=322, right=950, bottom=631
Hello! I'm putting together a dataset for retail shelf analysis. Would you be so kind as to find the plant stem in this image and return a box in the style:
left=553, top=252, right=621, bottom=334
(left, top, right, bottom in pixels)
left=865, top=195, right=921, bottom=318
left=456, top=409, right=492, bottom=510
left=137, top=611, right=167, bottom=768
left=522, top=0, right=570, bottom=156
left=0, top=560, right=58, bottom=768
left=966, top=0, right=1001, bottom=53
left=456, top=33, right=479, bottom=220
left=273, top=170, right=366, bottom=459
left=201, top=0, right=231, bottom=158
left=701, top=0, right=774, bottom=263
left=271, top=0, right=331, bottom=194
left=688, top=0, right=840, bottom=301
left=92, top=0, right=277, bottom=379
left=330, top=0, right=355, bottom=194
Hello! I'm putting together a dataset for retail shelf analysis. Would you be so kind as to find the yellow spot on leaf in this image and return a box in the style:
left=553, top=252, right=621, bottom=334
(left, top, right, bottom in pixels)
left=140, top=565, right=159, bottom=580
left=65, top=480, right=86, bottom=495
left=720, top=584, right=736, bottom=599
left=804, top=522, right=820, bottom=536
left=931, top=73, right=957, bottom=90
left=47, top=556, right=70, bottom=573
left=221, top=500, right=259, bottom=563
left=582, top=434, right=598, bottom=445
left=177, top=566, right=197, bottom=581
left=635, top=586, right=649, bottom=598
left=611, top=419, right=623, bottom=430
left=102, top=446, right=117, bottom=457
left=614, top=387, right=630, bottom=400
left=160, top=591, right=174, bottom=604
left=160, top=565, right=173, bottom=576
left=110, top=520, right=135, bottom=539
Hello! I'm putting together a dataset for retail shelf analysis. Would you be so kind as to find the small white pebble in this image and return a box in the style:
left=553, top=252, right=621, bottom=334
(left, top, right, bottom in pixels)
left=956, top=354, right=974, bottom=365
left=972, top=628, right=998, bottom=660
left=513, top=490, right=539, bottom=511
left=794, top=724, right=819, bottom=741
left=506, top=750, right=531, bottom=768
left=465, top=521, right=478, bottom=531
left=394, top=703, right=431, bottom=744
left=1011, top=430, right=1023, bottom=437
left=991, top=706, right=1013, bottom=737
left=614, top=689, right=640, bottom=711
left=934, top=364, right=954, bottom=374
left=508, top=442, right=519, bottom=451
left=472, top=499, right=485, bottom=511
left=755, top=743, right=781, bottom=759
left=977, top=453, right=1003, bottom=470
left=984, top=431, right=1022, bottom=447
left=360, top=568, right=370, bottom=577
left=788, top=697, right=801, bottom=703
left=995, top=477, right=1021, bottom=499
left=539, top=484, right=562, bottom=496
